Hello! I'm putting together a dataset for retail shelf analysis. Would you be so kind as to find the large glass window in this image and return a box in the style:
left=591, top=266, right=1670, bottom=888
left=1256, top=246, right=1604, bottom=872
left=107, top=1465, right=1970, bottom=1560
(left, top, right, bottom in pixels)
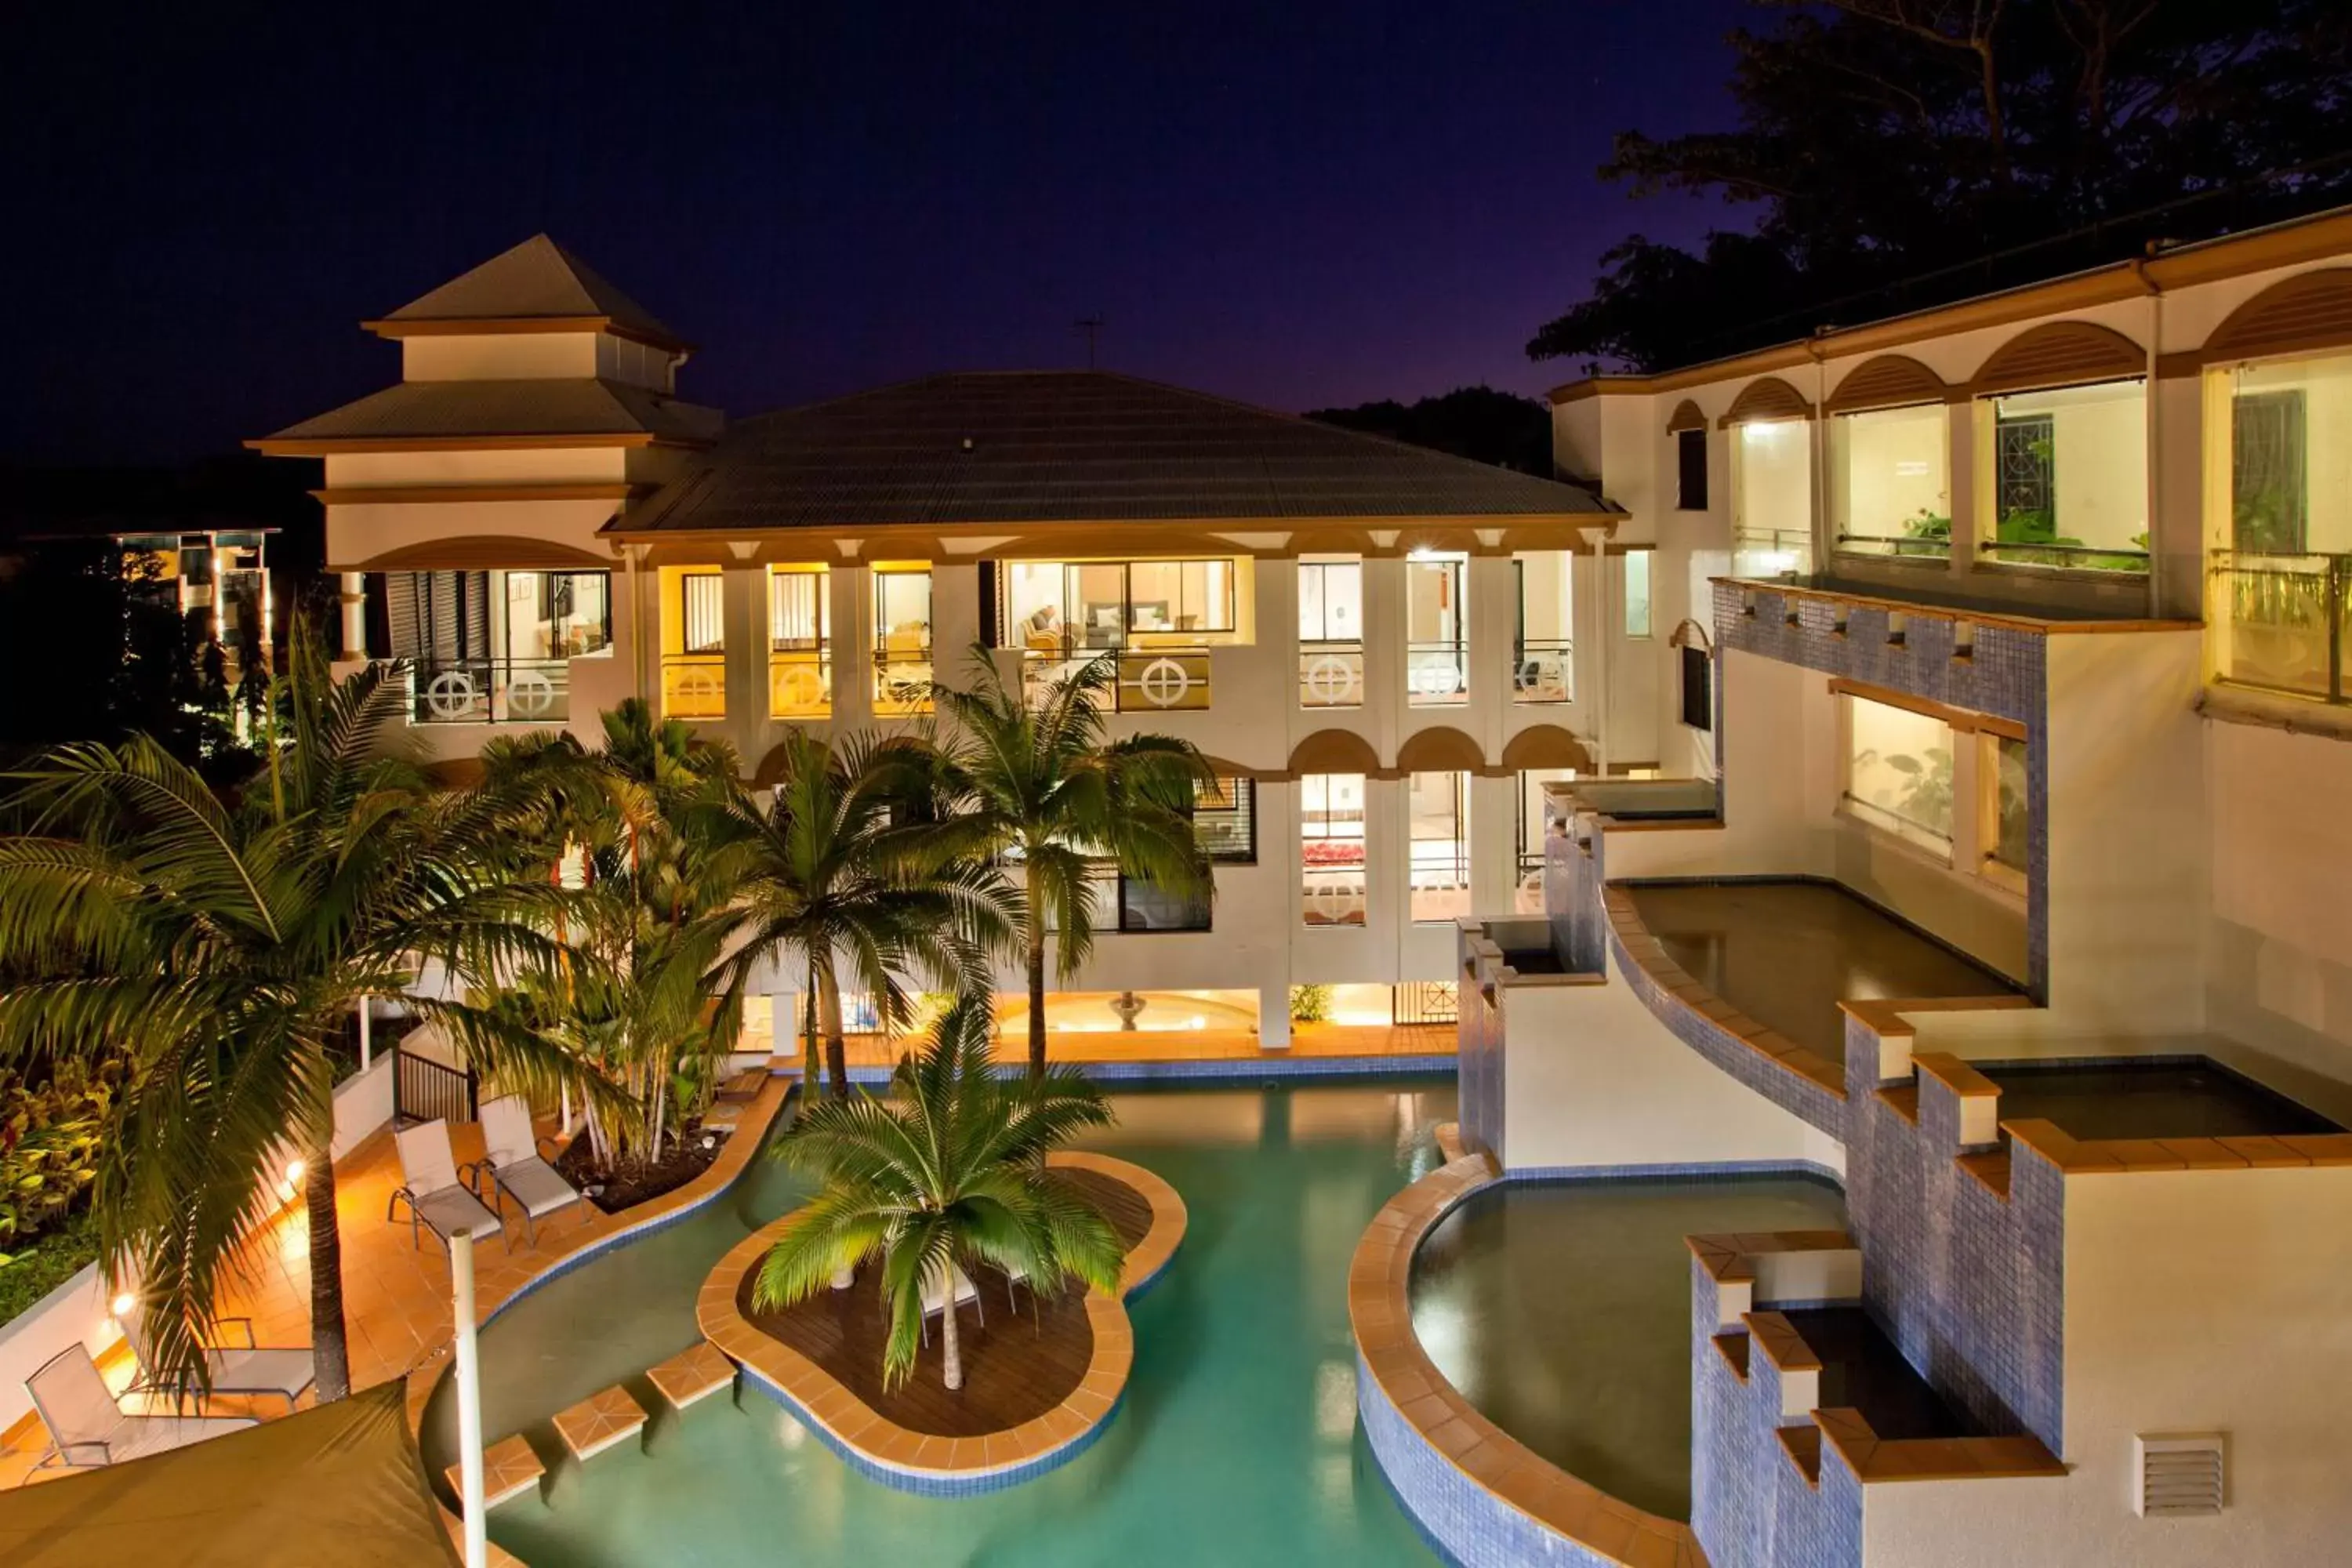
left=1299, top=556, right=1365, bottom=707
left=1406, top=552, right=1468, bottom=704
left=1733, top=419, right=1813, bottom=575
left=660, top=567, right=726, bottom=720
left=873, top=565, right=932, bottom=715
left=1831, top=405, right=1950, bottom=558
left=1981, top=732, right=2028, bottom=889
left=2210, top=353, right=2352, bottom=701
left=1409, top=771, right=1471, bottom=924
left=1300, top=773, right=1367, bottom=927
left=501, top=570, right=610, bottom=660
left=1513, top=552, right=1573, bottom=703
left=1978, top=381, right=2147, bottom=572
left=1002, top=559, right=1241, bottom=650
left=767, top=565, right=830, bottom=718
left=1623, top=549, right=1653, bottom=639
left=1193, top=775, right=1257, bottom=863
left=1843, top=695, right=1955, bottom=855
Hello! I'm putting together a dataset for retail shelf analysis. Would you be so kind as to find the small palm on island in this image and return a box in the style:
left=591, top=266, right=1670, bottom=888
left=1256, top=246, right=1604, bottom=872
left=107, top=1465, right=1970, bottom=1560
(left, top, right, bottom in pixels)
left=753, top=999, right=1126, bottom=1392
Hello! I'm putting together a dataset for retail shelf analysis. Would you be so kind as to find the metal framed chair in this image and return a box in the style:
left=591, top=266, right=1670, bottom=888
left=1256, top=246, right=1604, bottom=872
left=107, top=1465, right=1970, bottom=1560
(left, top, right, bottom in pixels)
left=118, top=1300, right=316, bottom=1411
left=460, top=1095, right=586, bottom=1247
left=389, top=1120, right=507, bottom=1253
left=25, top=1345, right=256, bottom=1472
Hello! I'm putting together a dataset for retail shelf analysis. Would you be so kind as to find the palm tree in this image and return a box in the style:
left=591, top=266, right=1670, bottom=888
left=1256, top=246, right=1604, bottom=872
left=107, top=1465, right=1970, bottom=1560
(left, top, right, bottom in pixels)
left=712, top=729, right=1007, bottom=1099
left=0, top=636, right=582, bottom=1403
left=928, top=648, right=1213, bottom=1079
left=753, top=998, right=1124, bottom=1392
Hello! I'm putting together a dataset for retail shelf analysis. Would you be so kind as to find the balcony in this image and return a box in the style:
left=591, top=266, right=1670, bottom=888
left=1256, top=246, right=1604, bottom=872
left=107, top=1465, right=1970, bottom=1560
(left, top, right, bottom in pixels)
left=661, top=654, right=725, bottom=720
left=1022, top=645, right=1212, bottom=713
left=2211, top=549, right=2350, bottom=703
left=1298, top=641, right=1363, bottom=708
left=1406, top=641, right=1467, bottom=706
left=1509, top=639, right=1573, bottom=704
left=400, top=657, right=572, bottom=725
left=873, top=651, right=933, bottom=716
left=768, top=649, right=831, bottom=719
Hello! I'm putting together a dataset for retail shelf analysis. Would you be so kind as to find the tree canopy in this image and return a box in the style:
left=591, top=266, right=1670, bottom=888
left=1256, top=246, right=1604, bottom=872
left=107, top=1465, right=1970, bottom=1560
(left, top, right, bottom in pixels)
left=1305, top=386, right=1555, bottom=475
left=1529, top=0, right=2352, bottom=373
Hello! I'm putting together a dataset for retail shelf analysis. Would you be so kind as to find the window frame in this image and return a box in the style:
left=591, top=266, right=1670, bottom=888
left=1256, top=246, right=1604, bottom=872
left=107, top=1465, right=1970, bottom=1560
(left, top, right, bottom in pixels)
left=1406, top=769, right=1471, bottom=926
left=1299, top=771, right=1368, bottom=929
left=1675, top=427, right=1709, bottom=511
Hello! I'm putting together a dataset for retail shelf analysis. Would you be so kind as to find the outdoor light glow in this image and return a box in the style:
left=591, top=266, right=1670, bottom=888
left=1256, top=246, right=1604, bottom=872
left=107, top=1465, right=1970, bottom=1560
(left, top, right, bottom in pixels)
left=285, top=1158, right=307, bottom=1184
left=110, top=1292, right=136, bottom=1318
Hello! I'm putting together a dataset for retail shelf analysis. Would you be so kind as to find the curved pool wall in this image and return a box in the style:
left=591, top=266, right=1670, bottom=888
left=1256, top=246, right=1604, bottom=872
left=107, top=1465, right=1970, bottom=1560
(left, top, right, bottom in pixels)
left=1353, top=1157, right=1848, bottom=1568
left=426, top=1079, right=1461, bottom=1568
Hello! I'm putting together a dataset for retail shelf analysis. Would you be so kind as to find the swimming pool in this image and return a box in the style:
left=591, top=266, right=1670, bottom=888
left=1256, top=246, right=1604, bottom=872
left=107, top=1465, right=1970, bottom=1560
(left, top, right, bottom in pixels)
left=420, top=1079, right=1456, bottom=1566
left=1406, top=1172, right=1848, bottom=1520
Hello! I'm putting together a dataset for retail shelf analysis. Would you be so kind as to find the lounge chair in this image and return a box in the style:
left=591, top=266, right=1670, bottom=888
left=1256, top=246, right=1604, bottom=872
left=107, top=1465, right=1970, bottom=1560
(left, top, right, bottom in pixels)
left=120, top=1301, right=315, bottom=1411
left=390, top=1120, right=507, bottom=1253
left=462, top=1095, right=586, bottom=1246
left=26, top=1344, right=257, bottom=1472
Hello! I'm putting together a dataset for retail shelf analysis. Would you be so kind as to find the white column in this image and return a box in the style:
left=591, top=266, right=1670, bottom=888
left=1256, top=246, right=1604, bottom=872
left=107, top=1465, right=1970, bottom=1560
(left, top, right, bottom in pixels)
left=1258, top=983, right=1292, bottom=1049
left=1361, top=556, right=1406, bottom=759
left=834, top=563, right=874, bottom=728
left=356, top=1000, right=372, bottom=1073
left=339, top=572, right=368, bottom=660
left=724, top=562, right=764, bottom=757
left=451, top=1229, right=487, bottom=1568
left=1465, top=555, right=1514, bottom=758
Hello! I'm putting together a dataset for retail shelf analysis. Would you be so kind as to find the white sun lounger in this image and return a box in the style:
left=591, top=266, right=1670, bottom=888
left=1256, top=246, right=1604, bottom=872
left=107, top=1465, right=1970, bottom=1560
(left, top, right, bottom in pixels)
left=462, top=1095, right=586, bottom=1246
left=390, top=1120, right=507, bottom=1253
left=120, top=1301, right=316, bottom=1410
left=27, top=1345, right=256, bottom=1472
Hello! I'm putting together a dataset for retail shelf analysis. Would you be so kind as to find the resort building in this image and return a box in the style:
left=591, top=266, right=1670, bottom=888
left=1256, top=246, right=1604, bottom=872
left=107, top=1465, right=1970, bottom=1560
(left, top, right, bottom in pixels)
left=1363, top=205, right=2352, bottom=1567
left=252, top=234, right=1628, bottom=1047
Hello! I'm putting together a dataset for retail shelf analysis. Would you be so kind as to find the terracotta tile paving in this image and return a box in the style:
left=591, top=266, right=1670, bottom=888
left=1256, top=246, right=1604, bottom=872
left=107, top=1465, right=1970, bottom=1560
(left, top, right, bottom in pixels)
left=448, top=1432, right=546, bottom=1508
left=551, top=1385, right=648, bottom=1462
left=645, top=1341, right=737, bottom=1410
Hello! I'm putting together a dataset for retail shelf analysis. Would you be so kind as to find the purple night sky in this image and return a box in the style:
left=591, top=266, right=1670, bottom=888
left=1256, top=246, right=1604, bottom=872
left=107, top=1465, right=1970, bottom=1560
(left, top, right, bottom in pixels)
left=3, top=1, right=1752, bottom=463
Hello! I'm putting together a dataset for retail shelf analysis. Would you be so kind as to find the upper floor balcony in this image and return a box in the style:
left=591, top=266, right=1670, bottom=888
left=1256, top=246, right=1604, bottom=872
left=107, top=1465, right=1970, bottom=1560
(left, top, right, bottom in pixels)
left=2209, top=549, right=2351, bottom=706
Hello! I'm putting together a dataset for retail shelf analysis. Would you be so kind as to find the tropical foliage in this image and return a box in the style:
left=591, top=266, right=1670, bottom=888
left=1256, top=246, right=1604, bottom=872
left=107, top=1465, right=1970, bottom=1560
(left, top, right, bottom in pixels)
left=710, top=730, right=1007, bottom=1099
left=753, top=1000, right=1125, bottom=1392
left=927, top=648, right=1213, bottom=1078
left=0, top=635, right=583, bottom=1401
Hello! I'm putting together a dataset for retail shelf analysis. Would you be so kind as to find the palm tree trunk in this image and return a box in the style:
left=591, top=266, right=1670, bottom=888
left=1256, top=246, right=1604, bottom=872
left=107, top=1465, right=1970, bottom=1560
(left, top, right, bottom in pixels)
left=939, top=1275, right=964, bottom=1391
left=815, top=961, right=850, bottom=1100
left=304, top=1141, right=351, bottom=1402
left=1025, top=869, right=1047, bottom=1082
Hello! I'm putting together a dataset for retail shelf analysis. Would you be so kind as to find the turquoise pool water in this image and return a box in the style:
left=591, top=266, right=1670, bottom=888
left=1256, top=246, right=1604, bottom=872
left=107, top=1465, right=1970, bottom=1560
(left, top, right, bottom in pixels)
left=420, top=1079, right=1456, bottom=1566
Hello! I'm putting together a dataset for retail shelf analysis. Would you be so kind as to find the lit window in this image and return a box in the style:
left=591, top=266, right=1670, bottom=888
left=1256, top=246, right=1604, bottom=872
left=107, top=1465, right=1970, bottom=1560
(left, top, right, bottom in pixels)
left=1843, top=695, right=1954, bottom=855
left=1409, top=771, right=1470, bottom=924
left=1406, top=554, right=1468, bottom=704
left=1192, top=776, right=1256, bottom=863
left=502, top=570, right=610, bottom=660
left=1624, top=550, right=1653, bottom=639
left=873, top=565, right=932, bottom=714
left=1513, top=768, right=1575, bottom=914
left=1978, top=381, right=2147, bottom=572
left=1831, top=405, right=1949, bottom=558
left=1982, top=733, right=2028, bottom=887
left=2211, top=352, right=2352, bottom=699
left=660, top=567, right=726, bottom=720
left=1513, top=552, right=1573, bottom=702
left=1733, top=419, right=1813, bottom=575
left=1301, top=774, right=1366, bottom=927
left=767, top=565, right=830, bottom=718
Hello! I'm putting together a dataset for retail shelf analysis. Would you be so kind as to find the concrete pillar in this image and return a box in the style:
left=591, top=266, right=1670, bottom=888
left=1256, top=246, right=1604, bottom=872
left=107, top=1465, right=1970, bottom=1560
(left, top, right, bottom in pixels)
left=834, top=563, right=874, bottom=728
left=1465, top=555, right=1514, bottom=759
left=1257, top=983, right=1291, bottom=1049
left=1947, top=403, right=1977, bottom=586
left=1364, top=775, right=1406, bottom=975
left=1469, top=772, right=1519, bottom=916
left=724, top=562, right=764, bottom=757
left=1361, top=556, right=1406, bottom=760
left=339, top=572, right=368, bottom=660
left=451, top=1230, right=486, bottom=1568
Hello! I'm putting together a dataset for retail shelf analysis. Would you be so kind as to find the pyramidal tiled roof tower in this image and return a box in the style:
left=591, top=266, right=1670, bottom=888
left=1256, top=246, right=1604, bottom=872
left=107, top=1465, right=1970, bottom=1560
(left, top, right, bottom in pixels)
left=365, top=234, right=688, bottom=350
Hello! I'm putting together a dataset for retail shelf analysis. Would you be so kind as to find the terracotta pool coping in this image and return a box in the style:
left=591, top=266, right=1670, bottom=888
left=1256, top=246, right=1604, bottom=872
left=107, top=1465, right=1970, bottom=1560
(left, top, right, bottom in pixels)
left=1348, top=1149, right=1708, bottom=1568
left=695, top=1150, right=1186, bottom=1490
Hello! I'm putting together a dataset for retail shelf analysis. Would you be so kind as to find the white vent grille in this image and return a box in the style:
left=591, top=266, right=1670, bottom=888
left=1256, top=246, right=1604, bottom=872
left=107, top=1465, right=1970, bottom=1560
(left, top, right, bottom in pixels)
left=2134, top=1434, right=2225, bottom=1518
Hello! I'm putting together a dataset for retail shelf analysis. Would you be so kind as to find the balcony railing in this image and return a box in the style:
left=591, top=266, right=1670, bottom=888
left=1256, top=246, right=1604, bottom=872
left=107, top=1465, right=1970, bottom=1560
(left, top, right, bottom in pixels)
left=662, top=654, right=726, bottom=720
left=1299, top=641, right=1363, bottom=707
left=1980, top=538, right=2149, bottom=573
left=398, top=657, right=572, bottom=725
left=1835, top=531, right=1951, bottom=561
left=873, top=650, right=933, bottom=716
left=1511, top=638, right=1573, bottom=704
left=1733, top=528, right=1811, bottom=578
left=2211, top=549, right=2352, bottom=704
left=1301, top=840, right=1367, bottom=927
left=768, top=649, right=831, bottom=719
left=1406, top=641, right=1468, bottom=705
left=1022, top=644, right=1211, bottom=712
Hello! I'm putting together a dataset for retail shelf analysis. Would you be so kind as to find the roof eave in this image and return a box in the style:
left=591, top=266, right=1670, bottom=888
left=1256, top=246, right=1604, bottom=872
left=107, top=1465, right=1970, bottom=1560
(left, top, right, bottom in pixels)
left=361, top=314, right=696, bottom=355
left=597, top=507, right=1628, bottom=540
left=245, top=432, right=704, bottom=457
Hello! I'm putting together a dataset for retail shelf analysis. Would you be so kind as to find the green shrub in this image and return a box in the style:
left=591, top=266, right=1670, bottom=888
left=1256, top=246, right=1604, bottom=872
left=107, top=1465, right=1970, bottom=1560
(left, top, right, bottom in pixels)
left=1289, top=983, right=1333, bottom=1023
left=0, top=1210, right=101, bottom=1328
left=0, top=1058, right=121, bottom=1257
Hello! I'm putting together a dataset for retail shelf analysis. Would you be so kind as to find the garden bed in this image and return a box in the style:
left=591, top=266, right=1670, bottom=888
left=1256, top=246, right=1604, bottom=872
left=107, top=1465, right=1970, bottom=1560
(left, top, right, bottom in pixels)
left=0, top=1212, right=101, bottom=1330
left=554, top=1123, right=727, bottom=1214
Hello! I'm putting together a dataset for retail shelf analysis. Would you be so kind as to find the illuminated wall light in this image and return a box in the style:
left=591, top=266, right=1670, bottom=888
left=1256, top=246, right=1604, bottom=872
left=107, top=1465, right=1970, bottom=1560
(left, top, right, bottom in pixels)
left=285, top=1158, right=307, bottom=1185
left=110, top=1291, right=138, bottom=1319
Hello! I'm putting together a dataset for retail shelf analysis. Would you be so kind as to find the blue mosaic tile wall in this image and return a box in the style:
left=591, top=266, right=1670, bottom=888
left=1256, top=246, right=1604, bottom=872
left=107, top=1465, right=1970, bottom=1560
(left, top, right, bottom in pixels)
left=1609, top=921, right=1846, bottom=1137
left=1840, top=1016, right=2066, bottom=1451
left=1547, top=818, right=1607, bottom=976
left=1455, top=928, right=1507, bottom=1161
left=1356, top=1356, right=1617, bottom=1568
left=1690, top=1257, right=1866, bottom=1568
left=1712, top=582, right=2049, bottom=1000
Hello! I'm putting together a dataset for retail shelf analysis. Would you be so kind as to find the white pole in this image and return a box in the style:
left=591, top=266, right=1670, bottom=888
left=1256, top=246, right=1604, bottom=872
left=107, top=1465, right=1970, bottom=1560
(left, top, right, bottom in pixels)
left=451, top=1228, right=487, bottom=1568
left=357, top=1000, right=372, bottom=1074
left=560, top=1082, right=574, bottom=1138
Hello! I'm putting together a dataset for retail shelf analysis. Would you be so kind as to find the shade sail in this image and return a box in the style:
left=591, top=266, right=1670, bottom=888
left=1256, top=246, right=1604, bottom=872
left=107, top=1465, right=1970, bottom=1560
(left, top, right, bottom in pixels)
left=0, top=1383, right=456, bottom=1567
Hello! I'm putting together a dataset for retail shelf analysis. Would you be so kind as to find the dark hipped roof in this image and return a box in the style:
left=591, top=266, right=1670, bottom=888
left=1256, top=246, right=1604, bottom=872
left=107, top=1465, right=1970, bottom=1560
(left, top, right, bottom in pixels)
left=616, top=371, right=1619, bottom=533
left=257, top=379, right=724, bottom=448
left=372, top=234, right=685, bottom=348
